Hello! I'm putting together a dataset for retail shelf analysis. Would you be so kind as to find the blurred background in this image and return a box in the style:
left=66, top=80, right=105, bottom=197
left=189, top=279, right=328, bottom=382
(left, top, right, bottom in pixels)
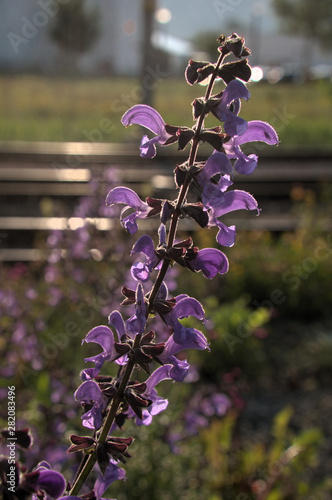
left=1, top=1, right=332, bottom=499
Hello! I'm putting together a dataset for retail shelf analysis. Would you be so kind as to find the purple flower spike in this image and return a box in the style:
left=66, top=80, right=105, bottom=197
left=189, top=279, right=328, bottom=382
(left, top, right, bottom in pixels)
left=224, top=120, right=279, bottom=175
left=190, top=248, right=229, bottom=278
left=106, top=186, right=150, bottom=234
left=214, top=79, right=250, bottom=136
left=121, top=104, right=172, bottom=158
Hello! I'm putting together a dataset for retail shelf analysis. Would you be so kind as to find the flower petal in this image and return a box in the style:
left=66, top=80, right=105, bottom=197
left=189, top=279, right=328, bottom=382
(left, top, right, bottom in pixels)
left=224, top=114, right=248, bottom=137
left=74, top=380, right=103, bottom=404
left=145, top=365, right=173, bottom=394
left=83, top=325, right=114, bottom=354
left=172, top=296, right=205, bottom=322
left=106, top=187, right=147, bottom=211
left=94, top=460, right=126, bottom=500
left=131, top=235, right=155, bottom=261
left=35, top=469, right=66, bottom=499
left=140, top=134, right=158, bottom=158
left=190, top=248, right=229, bottom=278
left=234, top=120, right=279, bottom=146
left=121, top=104, right=166, bottom=136
left=203, top=152, right=233, bottom=178
left=108, top=310, right=126, bottom=339
left=215, top=221, right=237, bottom=247
left=222, top=79, right=251, bottom=107
left=212, top=190, right=259, bottom=217
left=234, top=151, right=258, bottom=175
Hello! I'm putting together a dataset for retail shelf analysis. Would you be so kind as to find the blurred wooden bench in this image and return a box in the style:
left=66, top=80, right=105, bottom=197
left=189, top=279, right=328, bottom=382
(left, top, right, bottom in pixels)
left=1, top=141, right=331, bottom=261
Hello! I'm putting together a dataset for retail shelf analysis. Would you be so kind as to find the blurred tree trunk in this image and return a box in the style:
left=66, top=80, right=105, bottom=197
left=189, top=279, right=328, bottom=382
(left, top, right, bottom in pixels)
left=140, top=0, right=156, bottom=106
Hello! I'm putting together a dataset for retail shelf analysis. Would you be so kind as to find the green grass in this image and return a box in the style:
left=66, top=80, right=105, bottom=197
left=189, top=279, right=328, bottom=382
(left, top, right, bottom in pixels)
left=0, top=74, right=332, bottom=148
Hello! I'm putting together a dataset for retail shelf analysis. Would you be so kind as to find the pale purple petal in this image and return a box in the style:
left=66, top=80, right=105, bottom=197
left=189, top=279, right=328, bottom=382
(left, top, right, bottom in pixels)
left=214, top=221, right=237, bottom=247
left=140, top=134, right=159, bottom=158
left=94, top=460, right=126, bottom=500
left=35, top=469, right=66, bottom=499
left=131, top=261, right=150, bottom=282
left=74, top=380, right=104, bottom=403
left=106, top=187, right=147, bottom=211
left=83, top=325, right=114, bottom=354
left=121, top=211, right=139, bottom=235
left=203, top=152, right=233, bottom=179
left=190, top=248, right=229, bottom=278
left=121, top=104, right=166, bottom=135
left=149, top=396, right=169, bottom=416
left=108, top=310, right=125, bottom=339
left=222, top=79, right=251, bottom=107
left=212, top=190, right=259, bottom=217
left=234, top=150, right=259, bottom=175
left=131, top=235, right=156, bottom=261
left=173, top=324, right=208, bottom=347
left=169, top=357, right=190, bottom=381
left=145, top=365, right=173, bottom=394
left=162, top=333, right=209, bottom=358
left=234, top=120, right=279, bottom=146
left=74, top=381, right=106, bottom=430
left=172, top=296, right=205, bottom=322
left=214, top=80, right=250, bottom=136
left=224, top=114, right=248, bottom=137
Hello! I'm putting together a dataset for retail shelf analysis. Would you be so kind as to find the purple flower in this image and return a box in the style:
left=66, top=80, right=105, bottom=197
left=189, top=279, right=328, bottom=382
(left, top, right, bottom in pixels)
left=121, top=104, right=172, bottom=158
left=189, top=248, right=229, bottom=278
left=31, top=462, right=66, bottom=499
left=224, top=120, right=279, bottom=175
left=159, top=330, right=209, bottom=381
left=94, top=459, right=126, bottom=500
left=126, top=284, right=147, bottom=336
left=130, top=234, right=160, bottom=282
left=106, top=186, right=151, bottom=234
left=208, top=189, right=259, bottom=247
left=74, top=380, right=108, bottom=430
left=135, top=365, right=173, bottom=425
left=164, top=295, right=208, bottom=348
left=196, top=152, right=233, bottom=209
left=82, top=313, right=126, bottom=376
left=213, top=79, right=250, bottom=136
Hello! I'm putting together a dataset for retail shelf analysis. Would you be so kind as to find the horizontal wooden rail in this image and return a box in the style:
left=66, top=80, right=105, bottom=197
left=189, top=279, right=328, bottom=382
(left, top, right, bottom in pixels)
left=0, top=142, right=331, bottom=261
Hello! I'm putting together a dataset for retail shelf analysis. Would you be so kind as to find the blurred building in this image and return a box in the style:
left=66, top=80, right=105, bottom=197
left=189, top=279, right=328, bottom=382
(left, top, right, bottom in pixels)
left=1, top=0, right=331, bottom=76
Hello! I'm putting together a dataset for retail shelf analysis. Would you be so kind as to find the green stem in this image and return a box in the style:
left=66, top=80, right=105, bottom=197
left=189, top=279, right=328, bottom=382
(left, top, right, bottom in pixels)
left=69, top=48, right=226, bottom=497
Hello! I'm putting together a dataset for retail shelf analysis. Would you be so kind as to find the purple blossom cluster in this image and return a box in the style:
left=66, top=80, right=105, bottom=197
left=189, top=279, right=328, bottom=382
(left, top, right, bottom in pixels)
left=1, top=33, right=278, bottom=500
left=66, top=33, right=278, bottom=499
